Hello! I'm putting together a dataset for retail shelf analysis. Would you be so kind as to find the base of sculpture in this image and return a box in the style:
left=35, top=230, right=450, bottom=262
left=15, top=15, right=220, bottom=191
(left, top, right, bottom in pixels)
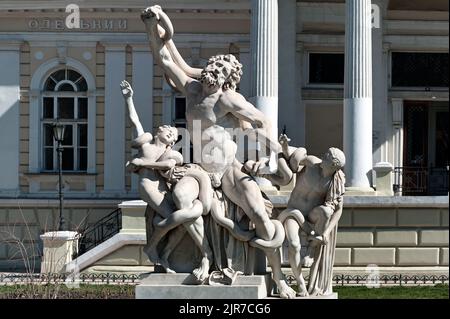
left=135, top=273, right=271, bottom=299
left=267, top=293, right=338, bottom=299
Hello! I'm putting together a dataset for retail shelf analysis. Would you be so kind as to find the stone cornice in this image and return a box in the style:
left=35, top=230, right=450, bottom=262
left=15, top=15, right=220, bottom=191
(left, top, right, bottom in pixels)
left=0, top=40, right=22, bottom=50
left=0, top=32, right=250, bottom=48
left=269, top=195, right=449, bottom=208
left=0, top=1, right=251, bottom=12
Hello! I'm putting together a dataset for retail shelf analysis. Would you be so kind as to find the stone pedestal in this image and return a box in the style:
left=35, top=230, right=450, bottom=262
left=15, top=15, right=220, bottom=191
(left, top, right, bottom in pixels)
left=40, top=231, right=79, bottom=273
left=374, top=162, right=394, bottom=196
left=136, top=273, right=271, bottom=299
left=267, top=293, right=338, bottom=299
left=118, top=200, right=147, bottom=235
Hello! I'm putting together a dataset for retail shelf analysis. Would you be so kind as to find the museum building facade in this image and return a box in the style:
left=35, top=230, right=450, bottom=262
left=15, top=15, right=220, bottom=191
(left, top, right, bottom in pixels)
left=0, top=0, right=448, bottom=273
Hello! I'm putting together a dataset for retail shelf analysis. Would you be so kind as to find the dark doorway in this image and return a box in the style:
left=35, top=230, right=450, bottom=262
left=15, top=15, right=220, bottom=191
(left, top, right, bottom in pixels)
left=401, top=101, right=449, bottom=195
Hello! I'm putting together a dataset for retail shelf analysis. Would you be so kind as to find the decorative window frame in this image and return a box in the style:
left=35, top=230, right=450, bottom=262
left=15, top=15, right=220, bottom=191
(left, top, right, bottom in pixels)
left=27, top=58, right=96, bottom=194
left=41, top=68, right=89, bottom=172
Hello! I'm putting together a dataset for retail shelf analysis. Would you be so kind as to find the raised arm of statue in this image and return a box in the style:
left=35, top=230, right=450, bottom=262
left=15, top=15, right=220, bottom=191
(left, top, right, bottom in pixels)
left=141, top=6, right=194, bottom=95
left=143, top=6, right=203, bottom=79
left=120, top=80, right=145, bottom=137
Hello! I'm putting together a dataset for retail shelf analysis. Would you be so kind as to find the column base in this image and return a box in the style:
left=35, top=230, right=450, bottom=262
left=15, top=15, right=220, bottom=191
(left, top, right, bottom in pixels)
left=345, top=186, right=376, bottom=196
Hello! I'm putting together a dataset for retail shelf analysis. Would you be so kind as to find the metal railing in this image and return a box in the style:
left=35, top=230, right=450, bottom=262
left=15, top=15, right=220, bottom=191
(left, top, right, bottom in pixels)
left=393, top=166, right=449, bottom=196
left=0, top=272, right=139, bottom=285
left=75, top=208, right=122, bottom=258
left=0, top=273, right=446, bottom=287
left=286, top=274, right=449, bottom=287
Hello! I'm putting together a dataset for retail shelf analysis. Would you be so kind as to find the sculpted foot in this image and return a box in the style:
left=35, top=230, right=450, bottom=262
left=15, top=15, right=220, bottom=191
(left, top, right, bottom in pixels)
left=192, top=257, right=210, bottom=283
left=277, top=280, right=297, bottom=299
left=297, top=285, right=309, bottom=297
left=160, top=258, right=176, bottom=273
left=303, top=255, right=314, bottom=268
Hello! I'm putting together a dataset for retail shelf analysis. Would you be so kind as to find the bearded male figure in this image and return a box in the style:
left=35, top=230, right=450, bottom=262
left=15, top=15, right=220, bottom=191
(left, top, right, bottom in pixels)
left=141, top=6, right=296, bottom=298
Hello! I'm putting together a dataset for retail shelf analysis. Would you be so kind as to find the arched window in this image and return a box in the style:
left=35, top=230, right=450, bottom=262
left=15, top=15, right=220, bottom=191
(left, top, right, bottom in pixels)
left=41, top=68, right=88, bottom=171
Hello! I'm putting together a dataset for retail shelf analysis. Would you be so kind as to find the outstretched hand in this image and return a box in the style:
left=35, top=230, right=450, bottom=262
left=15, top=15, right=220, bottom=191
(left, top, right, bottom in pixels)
left=141, top=5, right=173, bottom=42
left=120, top=80, right=133, bottom=99
left=279, top=134, right=291, bottom=148
left=141, top=5, right=162, bottom=21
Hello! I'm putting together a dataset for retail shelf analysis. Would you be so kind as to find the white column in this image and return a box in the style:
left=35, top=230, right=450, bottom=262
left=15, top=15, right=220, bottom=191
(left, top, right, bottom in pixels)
left=104, top=46, right=126, bottom=195
left=250, top=0, right=278, bottom=141
left=131, top=46, right=153, bottom=192
left=279, top=0, right=303, bottom=146
left=343, top=0, right=374, bottom=191
left=0, top=44, right=20, bottom=194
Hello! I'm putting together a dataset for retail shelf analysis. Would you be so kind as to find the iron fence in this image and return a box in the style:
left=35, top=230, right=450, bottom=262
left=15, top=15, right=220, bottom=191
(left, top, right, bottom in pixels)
left=0, top=272, right=139, bottom=285
left=286, top=274, right=449, bottom=286
left=0, top=272, right=447, bottom=287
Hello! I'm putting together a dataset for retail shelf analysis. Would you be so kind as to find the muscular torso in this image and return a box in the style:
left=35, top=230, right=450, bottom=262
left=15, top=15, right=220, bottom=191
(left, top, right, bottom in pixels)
left=137, top=143, right=167, bottom=182
left=185, top=85, right=239, bottom=174
left=288, top=164, right=332, bottom=214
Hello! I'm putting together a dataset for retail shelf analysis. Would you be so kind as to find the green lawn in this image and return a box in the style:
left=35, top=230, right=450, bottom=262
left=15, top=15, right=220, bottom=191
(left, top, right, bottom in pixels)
left=0, top=284, right=448, bottom=299
left=334, top=284, right=449, bottom=299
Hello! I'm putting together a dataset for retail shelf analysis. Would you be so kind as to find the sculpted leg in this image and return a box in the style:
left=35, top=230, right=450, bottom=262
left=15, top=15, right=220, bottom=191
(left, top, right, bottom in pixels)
left=284, top=216, right=308, bottom=297
left=143, top=177, right=202, bottom=265
left=303, top=205, right=333, bottom=267
left=139, top=178, right=174, bottom=218
left=265, top=248, right=297, bottom=299
left=308, top=205, right=333, bottom=236
left=221, top=167, right=275, bottom=240
left=159, top=226, right=187, bottom=273
left=222, top=166, right=296, bottom=298
left=140, top=179, right=175, bottom=264
left=186, top=217, right=213, bottom=282
left=172, top=177, right=212, bottom=282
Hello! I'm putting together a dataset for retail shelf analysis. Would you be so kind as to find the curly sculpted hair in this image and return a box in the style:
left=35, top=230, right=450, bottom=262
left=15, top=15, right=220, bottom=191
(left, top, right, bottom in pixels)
left=205, top=54, right=243, bottom=91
